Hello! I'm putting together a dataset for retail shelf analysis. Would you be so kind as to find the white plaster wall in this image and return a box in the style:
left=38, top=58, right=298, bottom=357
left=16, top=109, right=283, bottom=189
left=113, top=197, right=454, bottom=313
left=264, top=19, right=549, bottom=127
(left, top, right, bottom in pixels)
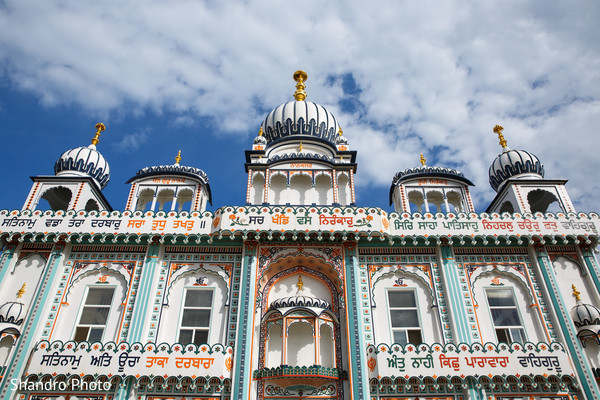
left=371, top=271, right=443, bottom=345
left=269, top=174, right=286, bottom=205
left=315, top=174, right=333, bottom=205
left=267, top=274, right=332, bottom=306
left=53, top=268, right=127, bottom=342
left=319, top=323, right=334, bottom=368
left=0, top=336, right=14, bottom=367
left=287, top=322, right=314, bottom=366
left=249, top=173, right=265, bottom=205
left=267, top=142, right=334, bottom=159
left=0, top=254, right=45, bottom=309
left=265, top=324, right=283, bottom=368
left=157, top=271, right=228, bottom=345
left=553, top=256, right=600, bottom=315
left=472, top=273, right=546, bottom=344
left=337, top=174, right=350, bottom=206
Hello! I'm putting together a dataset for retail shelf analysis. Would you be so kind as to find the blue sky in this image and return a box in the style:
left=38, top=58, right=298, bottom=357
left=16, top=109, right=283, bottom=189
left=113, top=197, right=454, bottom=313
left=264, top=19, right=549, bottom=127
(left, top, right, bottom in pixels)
left=0, top=0, right=599, bottom=213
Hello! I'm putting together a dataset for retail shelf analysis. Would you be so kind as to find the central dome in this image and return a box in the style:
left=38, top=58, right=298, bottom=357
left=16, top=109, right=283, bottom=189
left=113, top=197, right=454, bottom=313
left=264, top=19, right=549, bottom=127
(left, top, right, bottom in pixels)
left=260, top=71, right=339, bottom=148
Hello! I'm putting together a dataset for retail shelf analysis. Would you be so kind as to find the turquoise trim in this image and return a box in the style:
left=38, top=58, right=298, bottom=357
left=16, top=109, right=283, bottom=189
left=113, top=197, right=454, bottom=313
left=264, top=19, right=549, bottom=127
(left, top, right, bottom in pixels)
left=115, top=380, right=133, bottom=400
left=231, top=242, right=257, bottom=399
left=128, top=244, right=160, bottom=342
left=343, top=244, right=369, bottom=399
left=439, top=245, right=472, bottom=343
left=535, top=247, right=600, bottom=400
left=0, top=246, right=64, bottom=400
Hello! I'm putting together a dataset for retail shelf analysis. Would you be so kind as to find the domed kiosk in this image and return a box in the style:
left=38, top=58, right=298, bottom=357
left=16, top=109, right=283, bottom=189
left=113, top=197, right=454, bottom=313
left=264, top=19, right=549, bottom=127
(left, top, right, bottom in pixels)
left=486, top=125, right=576, bottom=214
left=245, top=71, right=357, bottom=206
left=390, top=153, right=475, bottom=214
left=22, top=123, right=112, bottom=212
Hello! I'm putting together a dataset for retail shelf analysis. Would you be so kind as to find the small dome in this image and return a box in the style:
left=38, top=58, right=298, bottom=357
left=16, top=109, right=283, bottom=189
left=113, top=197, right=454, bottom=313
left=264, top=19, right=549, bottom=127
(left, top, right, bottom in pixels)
left=0, top=302, right=24, bottom=325
left=55, top=144, right=110, bottom=189
left=261, top=101, right=339, bottom=148
left=253, top=135, right=267, bottom=145
left=335, top=134, right=349, bottom=145
left=392, top=165, right=473, bottom=186
left=270, top=295, right=331, bottom=311
left=131, top=164, right=210, bottom=185
left=571, top=301, right=600, bottom=330
left=489, top=149, right=544, bottom=192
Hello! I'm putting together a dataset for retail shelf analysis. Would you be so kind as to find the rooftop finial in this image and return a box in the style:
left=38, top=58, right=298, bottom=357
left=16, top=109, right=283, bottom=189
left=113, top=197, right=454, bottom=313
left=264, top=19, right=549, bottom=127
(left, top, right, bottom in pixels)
left=493, top=124, right=507, bottom=150
left=338, top=126, right=343, bottom=136
left=298, top=142, right=303, bottom=152
left=91, top=123, right=105, bottom=146
left=572, top=284, right=582, bottom=302
left=420, top=153, right=426, bottom=166
left=293, top=70, right=308, bottom=101
left=258, top=126, right=263, bottom=136
left=16, top=282, right=26, bottom=299
left=175, top=150, right=182, bottom=165
left=297, top=275, right=304, bottom=292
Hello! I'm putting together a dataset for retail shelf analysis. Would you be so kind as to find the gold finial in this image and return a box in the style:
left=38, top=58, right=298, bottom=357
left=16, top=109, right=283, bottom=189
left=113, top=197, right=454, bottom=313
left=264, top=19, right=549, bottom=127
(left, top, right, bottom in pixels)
left=258, top=126, right=263, bottom=136
left=293, top=70, right=308, bottom=101
left=298, top=142, right=303, bottom=152
left=338, top=126, right=343, bottom=136
left=572, top=284, right=582, bottom=302
left=493, top=125, right=507, bottom=149
left=175, top=150, right=182, bottom=165
left=297, top=275, right=304, bottom=291
left=16, top=282, right=26, bottom=299
left=420, top=153, right=426, bottom=166
left=91, top=123, right=105, bottom=146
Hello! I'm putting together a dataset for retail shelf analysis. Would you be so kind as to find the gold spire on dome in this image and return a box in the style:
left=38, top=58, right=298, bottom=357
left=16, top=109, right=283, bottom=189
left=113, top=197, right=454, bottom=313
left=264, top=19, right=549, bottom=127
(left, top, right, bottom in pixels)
left=258, top=126, right=263, bottom=136
left=175, top=150, right=182, bottom=165
left=16, top=282, right=26, bottom=299
left=338, top=127, right=343, bottom=136
left=293, top=70, right=308, bottom=101
left=91, top=123, right=105, bottom=146
left=572, top=284, right=582, bottom=301
left=420, top=153, right=426, bottom=166
left=298, top=142, right=303, bottom=152
left=493, top=124, right=507, bottom=149
left=297, top=275, right=304, bottom=291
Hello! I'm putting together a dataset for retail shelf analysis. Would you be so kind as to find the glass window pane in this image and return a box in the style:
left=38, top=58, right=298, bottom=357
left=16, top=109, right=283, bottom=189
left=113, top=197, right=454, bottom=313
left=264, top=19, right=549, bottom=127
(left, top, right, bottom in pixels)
left=74, top=327, right=89, bottom=342
left=179, top=329, right=193, bottom=344
left=181, top=309, right=211, bottom=327
left=393, top=330, right=408, bottom=345
left=79, top=306, right=110, bottom=324
left=491, top=308, right=521, bottom=326
left=407, top=330, right=423, bottom=345
left=85, top=288, right=115, bottom=306
left=390, top=309, right=419, bottom=328
left=88, top=327, right=104, bottom=342
left=193, top=330, right=209, bottom=345
left=388, top=291, right=416, bottom=307
left=185, top=291, right=213, bottom=307
left=510, top=328, right=525, bottom=344
left=486, top=289, right=515, bottom=306
left=496, top=328, right=510, bottom=344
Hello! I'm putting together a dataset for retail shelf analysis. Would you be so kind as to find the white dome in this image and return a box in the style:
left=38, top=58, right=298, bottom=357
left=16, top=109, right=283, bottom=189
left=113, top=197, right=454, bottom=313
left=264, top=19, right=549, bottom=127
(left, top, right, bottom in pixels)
left=489, top=149, right=544, bottom=192
left=261, top=100, right=339, bottom=148
left=55, top=144, right=110, bottom=189
left=0, top=301, right=24, bottom=325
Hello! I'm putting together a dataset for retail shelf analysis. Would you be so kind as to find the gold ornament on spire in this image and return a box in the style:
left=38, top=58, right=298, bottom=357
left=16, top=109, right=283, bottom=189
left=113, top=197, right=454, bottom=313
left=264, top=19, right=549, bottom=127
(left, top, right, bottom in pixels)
left=293, top=70, right=308, bottom=101
left=91, top=123, right=105, bottom=146
left=493, top=125, right=507, bottom=149
left=420, top=153, right=426, bottom=166
left=298, top=142, right=303, bottom=152
left=572, top=284, right=582, bottom=301
left=258, top=126, right=263, bottom=136
left=297, top=275, right=304, bottom=291
left=338, top=127, right=343, bottom=136
left=16, top=282, right=26, bottom=299
left=175, top=150, right=182, bottom=165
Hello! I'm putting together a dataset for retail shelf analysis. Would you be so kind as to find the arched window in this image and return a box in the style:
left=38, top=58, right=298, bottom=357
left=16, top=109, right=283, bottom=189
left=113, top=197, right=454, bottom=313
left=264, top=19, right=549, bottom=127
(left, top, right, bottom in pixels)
left=289, top=174, right=311, bottom=205
left=251, top=173, right=265, bottom=205
left=176, top=189, right=194, bottom=212
left=84, top=199, right=99, bottom=212
left=136, top=188, right=155, bottom=211
left=337, top=174, right=350, bottom=206
left=407, top=190, right=425, bottom=213
left=157, top=189, right=175, bottom=211
left=39, top=186, right=72, bottom=211
left=269, top=174, right=286, bottom=205
left=499, top=200, right=515, bottom=214
left=315, top=174, right=332, bottom=205
left=528, top=189, right=562, bottom=213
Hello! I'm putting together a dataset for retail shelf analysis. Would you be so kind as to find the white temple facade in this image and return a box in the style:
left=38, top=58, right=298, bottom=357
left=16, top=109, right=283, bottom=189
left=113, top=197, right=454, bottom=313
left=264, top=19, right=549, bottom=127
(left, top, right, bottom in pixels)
left=1, top=71, right=600, bottom=400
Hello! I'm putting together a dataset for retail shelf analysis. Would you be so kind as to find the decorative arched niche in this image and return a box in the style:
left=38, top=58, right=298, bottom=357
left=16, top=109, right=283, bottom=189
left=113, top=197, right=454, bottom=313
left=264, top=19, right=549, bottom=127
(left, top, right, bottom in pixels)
left=158, top=269, right=228, bottom=346
left=256, top=267, right=343, bottom=391
left=472, top=269, right=546, bottom=344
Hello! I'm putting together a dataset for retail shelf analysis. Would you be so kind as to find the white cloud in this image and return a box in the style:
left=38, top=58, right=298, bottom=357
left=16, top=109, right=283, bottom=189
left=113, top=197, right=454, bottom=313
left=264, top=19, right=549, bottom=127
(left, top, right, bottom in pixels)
left=0, top=0, right=599, bottom=210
